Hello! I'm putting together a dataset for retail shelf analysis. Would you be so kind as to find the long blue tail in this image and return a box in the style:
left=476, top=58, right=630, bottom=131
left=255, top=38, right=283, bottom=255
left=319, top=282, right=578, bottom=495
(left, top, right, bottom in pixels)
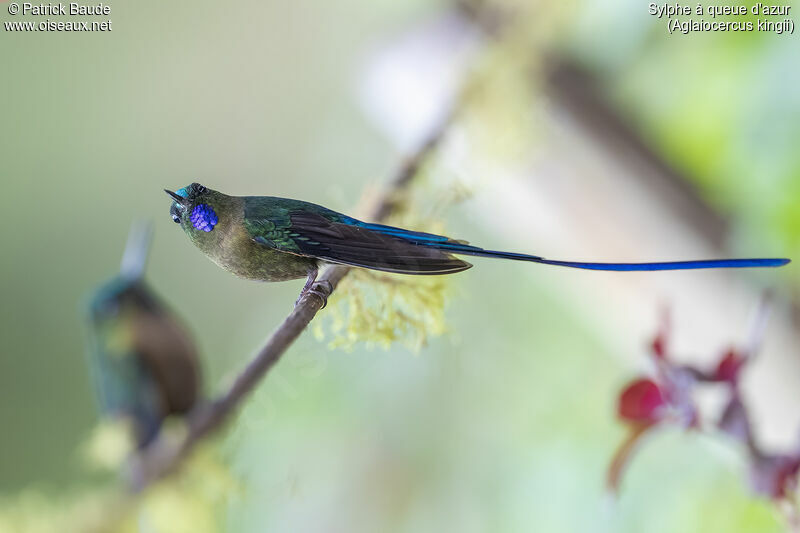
left=355, top=221, right=790, bottom=271
left=441, top=249, right=790, bottom=271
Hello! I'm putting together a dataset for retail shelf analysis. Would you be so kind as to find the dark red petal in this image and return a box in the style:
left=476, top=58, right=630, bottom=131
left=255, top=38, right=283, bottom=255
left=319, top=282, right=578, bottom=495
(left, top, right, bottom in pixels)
left=715, top=348, right=745, bottom=383
left=651, top=334, right=667, bottom=360
left=650, top=309, right=671, bottom=360
left=618, top=379, right=666, bottom=423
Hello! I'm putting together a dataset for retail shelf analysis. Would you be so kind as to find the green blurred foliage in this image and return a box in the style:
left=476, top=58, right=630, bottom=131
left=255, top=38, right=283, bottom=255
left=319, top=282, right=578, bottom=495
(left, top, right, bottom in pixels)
left=2, top=458, right=235, bottom=533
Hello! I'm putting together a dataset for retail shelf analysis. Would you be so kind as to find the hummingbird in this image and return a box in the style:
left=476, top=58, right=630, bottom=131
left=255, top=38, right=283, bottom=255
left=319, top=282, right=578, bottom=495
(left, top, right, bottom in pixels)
left=86, top=222, right=202, bottom=449
left=164, top=183, right=790, bottom=305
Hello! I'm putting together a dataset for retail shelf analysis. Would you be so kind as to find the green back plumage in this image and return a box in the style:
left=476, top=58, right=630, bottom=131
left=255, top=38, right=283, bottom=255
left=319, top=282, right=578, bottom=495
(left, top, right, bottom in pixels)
left=242, top=196, right=347, bottom=254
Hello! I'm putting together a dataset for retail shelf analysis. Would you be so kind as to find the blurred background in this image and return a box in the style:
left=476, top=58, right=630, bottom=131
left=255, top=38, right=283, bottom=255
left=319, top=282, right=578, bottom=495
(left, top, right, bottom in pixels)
left=1, top=0, right=799, bottom=531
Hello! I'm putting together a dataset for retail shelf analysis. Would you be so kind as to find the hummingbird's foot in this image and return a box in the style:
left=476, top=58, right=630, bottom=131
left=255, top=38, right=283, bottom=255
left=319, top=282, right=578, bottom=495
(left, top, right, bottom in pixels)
left=296, top=280, right=333, bottom=309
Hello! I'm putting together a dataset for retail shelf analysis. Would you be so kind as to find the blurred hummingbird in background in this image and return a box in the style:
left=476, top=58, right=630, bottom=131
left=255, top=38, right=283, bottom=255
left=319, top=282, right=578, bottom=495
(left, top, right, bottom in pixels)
left=164, top=183, right=790, bottom=305
left=86, top=222, right=202, bottom=449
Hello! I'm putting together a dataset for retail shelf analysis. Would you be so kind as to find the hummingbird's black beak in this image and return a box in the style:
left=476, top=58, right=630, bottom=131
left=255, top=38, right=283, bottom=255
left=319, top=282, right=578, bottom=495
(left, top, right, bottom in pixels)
left=164, top=189, right=186, bottom=205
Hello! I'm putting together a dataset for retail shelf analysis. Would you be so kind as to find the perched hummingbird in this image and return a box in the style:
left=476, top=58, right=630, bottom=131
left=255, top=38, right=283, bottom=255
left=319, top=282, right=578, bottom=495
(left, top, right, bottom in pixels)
left=86, top=223, right=202, bottom=449
left=164, top=183, right=790, bottom=304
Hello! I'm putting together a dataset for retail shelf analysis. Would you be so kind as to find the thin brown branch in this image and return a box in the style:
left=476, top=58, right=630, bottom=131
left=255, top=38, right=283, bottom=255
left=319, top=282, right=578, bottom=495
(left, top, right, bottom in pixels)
left=129, top=107, right=459, bottom=491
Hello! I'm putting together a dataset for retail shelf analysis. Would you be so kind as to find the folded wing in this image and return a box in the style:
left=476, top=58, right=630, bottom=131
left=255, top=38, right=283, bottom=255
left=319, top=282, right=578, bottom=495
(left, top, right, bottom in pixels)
left=248, top=210, right=472, bottom=275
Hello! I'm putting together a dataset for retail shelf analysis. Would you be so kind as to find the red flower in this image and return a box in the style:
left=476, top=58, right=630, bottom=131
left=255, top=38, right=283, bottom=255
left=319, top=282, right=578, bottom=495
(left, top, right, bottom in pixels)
left=618, top=379, right=666, bottom=424
left=608, top=299, right=795, bottom=508
left=608, top=378, right=669, bottom=494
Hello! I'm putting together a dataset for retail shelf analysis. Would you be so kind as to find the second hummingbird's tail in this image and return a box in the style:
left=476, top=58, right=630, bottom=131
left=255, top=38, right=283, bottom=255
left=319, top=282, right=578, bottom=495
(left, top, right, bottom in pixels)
left=120, top=221, right=154, bottom=280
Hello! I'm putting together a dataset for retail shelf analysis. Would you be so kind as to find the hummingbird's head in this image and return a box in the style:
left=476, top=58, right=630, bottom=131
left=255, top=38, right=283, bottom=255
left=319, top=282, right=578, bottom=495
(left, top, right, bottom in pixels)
left=164, top=183, right=220, bottom=234
left=88, top=277, right=159, bottom=325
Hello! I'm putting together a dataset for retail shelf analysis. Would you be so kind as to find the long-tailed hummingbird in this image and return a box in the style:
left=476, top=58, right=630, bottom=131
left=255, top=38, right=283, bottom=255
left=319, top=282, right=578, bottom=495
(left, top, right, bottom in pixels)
left=164, top=183, right=790, bottom=304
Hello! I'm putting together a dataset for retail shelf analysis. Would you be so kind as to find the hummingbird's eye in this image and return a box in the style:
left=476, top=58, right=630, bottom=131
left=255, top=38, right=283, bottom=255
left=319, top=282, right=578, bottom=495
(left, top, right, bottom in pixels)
left=172, top=214, right=181, bottom=223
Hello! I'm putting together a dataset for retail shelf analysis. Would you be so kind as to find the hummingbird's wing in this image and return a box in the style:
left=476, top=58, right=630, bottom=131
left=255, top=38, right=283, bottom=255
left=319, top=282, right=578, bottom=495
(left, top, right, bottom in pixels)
left=132, top=311, right=201, bottom=415
left=244, top=205, right=472, bottom=275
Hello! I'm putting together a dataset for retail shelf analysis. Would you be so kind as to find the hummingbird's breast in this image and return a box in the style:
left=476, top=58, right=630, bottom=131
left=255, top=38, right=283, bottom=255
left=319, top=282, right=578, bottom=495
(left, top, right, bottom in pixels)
left=216, top=229, right=314, bottom=282
left=197, top=202, right=314, bottom=282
